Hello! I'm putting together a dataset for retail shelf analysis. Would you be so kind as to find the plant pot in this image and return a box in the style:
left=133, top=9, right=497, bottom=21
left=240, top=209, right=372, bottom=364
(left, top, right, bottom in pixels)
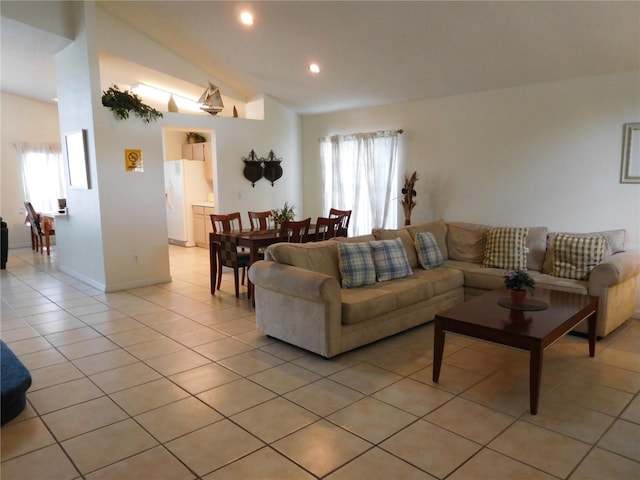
left=510, top=289, right=527, bottom=306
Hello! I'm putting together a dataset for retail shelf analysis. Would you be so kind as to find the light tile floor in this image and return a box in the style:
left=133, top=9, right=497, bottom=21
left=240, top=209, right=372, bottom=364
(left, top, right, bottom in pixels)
left=1, top=245, right=639, bottom=479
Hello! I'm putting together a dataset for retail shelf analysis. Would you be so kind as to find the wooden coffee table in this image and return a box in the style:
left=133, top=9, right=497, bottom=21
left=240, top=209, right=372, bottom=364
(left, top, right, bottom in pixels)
left=432, top=288, right=598, bottom=415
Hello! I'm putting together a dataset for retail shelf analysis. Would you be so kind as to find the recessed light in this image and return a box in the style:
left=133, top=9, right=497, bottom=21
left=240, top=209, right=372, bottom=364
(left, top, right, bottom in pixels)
left=307, top=63, right=320, bottom=74
left=240, top=11, right=253, bottom=26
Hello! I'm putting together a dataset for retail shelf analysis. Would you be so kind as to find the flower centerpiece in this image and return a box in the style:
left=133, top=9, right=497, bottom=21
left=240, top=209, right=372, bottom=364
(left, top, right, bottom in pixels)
left=503, top=269, right=536, bottom=305
left=271, top=202, right=295, bottom=226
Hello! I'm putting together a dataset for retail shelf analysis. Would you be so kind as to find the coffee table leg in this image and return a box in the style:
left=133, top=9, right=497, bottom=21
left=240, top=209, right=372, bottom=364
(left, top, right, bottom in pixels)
left=530, top=343, right=543, bottom=415
left=433, top=317, right=445, bottom=382
left=588, top=311, right=597, bottom=357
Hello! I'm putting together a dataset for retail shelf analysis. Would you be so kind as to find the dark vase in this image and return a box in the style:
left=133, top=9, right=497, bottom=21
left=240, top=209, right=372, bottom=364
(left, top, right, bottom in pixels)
left=263, top=160, right=283, bottom=186
left=243, top=160, right=263, bottom=187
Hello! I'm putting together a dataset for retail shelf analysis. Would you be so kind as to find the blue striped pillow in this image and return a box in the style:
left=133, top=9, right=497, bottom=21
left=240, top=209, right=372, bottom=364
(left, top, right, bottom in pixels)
left=369, top=237, right=413, bottom=282
left=337, top=242, right=376, bottom=288
left=415, top=232, right=444, bottom=269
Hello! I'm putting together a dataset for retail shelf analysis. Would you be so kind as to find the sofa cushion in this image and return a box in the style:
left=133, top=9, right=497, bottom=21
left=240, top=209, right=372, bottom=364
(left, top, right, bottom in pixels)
left=542, top=229, right=626, bottom=274
left=337, top=241, right=376, bottom=288
left=531, top=274, right=589, bottom=295
left=268, top=241, right=340, bottom=279
left=444, top=259, right=517, bottom=291
left=341, top=287, right=397, bottom=325
left=376, top=277, right=434, bottom=308
left=411, top=267, right=465, bottom=296
left=446, top=222, right=489, bottom=263
left=526, top=227, right=548, bottom=272
left=370, top=237, right=413, bottom=282
left=406, top=220, right=449, bottom=259
left=482, top=227, right=529, bottom=270
left=415, top=232, right=444, bottom=269
left=552, top=233, right=606, bottom=281
left=372, top=228, right=418, bottom=268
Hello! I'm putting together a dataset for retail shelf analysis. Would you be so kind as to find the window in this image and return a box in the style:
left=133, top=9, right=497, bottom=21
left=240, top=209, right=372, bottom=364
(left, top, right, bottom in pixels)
left=16, top=142, right=66, bottom=212
left=321, top=130, right=400, bottom=236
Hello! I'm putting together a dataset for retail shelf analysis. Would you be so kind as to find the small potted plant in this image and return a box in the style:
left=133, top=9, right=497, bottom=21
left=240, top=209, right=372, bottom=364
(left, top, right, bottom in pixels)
left=271, top=202, right=295, bottom=226
left=503, top=270, right=536, bottom=305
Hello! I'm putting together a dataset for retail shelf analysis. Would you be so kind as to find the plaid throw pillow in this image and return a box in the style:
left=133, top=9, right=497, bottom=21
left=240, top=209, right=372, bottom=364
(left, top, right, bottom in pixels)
left=337, top=242, right=376, bottom=288
left=369, top=237, right=413, bottom=282
left=483, top=227, right=529, bottom=270
left=415, top=232, right=444, bottom=269
left=552, top=233, right=605, bottom=280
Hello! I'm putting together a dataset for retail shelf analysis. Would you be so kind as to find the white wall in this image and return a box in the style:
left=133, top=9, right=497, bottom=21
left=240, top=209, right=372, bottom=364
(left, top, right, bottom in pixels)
left=0, top=93, right=61, bottom=248
left=302, top=71, right=640, bottom=247
left=159, top=95, right=302, bottom=219
left=302, top=70, right=640, bottom=316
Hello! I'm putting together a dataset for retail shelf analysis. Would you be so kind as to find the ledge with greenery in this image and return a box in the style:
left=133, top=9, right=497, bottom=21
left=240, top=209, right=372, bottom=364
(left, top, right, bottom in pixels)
left=101, top=85, right=163, bottom=123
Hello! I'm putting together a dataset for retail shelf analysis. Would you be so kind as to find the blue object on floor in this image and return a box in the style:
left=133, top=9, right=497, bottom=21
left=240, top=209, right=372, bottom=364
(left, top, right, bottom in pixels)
left=1, top=340, right=32, bottom=426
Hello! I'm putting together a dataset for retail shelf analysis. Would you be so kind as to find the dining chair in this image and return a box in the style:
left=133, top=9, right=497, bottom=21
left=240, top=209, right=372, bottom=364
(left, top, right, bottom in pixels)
left=329, top=208, right=352, bottom=237
left=210, top=212, right=249, bottom=296
left=24, top=201, right=54, bottom=255
left=281, top=218, right=311, bottom=243
left=314, top=216, right=341, bottom=241
left=248, top=211, right=274, bottom=231
left=216, top=234, right=250, bottom=298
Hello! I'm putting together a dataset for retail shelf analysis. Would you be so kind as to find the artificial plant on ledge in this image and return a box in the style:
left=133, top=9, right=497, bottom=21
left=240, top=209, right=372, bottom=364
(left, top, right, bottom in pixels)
left=101, top=85, right=163, bottom=123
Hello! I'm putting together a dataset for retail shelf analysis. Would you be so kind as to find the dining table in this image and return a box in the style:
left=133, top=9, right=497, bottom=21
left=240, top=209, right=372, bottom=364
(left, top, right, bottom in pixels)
left=209, top=226, right=317, bottom=304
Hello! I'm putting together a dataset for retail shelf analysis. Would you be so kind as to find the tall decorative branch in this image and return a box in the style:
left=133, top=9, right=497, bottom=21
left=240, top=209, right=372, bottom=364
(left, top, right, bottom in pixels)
left=401, top=171, right=418, bottom=225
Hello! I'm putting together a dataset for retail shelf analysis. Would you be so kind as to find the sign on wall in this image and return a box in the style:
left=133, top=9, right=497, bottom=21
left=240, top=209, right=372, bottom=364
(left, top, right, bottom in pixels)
left=125, top=149, right=143, bottom=172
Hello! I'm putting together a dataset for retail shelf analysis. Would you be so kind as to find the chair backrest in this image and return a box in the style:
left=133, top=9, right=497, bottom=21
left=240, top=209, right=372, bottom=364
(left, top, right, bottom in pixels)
left=248, top=211, right=273, bottom=231
left=329, top=208, right=352, bottom=237
left=281, top=218, right=311, bottom=243
left=210, top=212, right=243, bottom=233
left=24, top=201, right=43, bottom=235
left=315, top=216, right=341, bottom=241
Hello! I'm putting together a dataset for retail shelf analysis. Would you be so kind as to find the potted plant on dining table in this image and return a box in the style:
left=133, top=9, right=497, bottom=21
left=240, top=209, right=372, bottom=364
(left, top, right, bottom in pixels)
left=271, top=202, right=295, bottom=228
left=503, top=269, right=536, bottom=306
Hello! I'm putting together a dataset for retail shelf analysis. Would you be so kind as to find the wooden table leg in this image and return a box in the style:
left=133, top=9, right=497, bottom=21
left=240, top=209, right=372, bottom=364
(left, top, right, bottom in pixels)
left=529, top=342, right=543, bottom=415
left=588, top=311, right=597, bottom=357
left=209, top=241, right=218, bottom=295
left=432, top=317, right=445, bottom=382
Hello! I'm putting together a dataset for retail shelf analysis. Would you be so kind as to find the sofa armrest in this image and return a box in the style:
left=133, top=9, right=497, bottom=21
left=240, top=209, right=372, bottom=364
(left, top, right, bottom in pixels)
left=589, top=250, right=640, bottom=295
left=249, top=261, right=341, bottom=303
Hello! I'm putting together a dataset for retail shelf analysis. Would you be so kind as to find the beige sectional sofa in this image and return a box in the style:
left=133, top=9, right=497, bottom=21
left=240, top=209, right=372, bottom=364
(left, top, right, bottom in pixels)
left=249, top=220, right=640, bottom=358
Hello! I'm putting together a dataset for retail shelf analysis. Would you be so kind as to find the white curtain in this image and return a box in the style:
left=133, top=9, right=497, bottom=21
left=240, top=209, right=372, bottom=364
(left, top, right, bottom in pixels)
left=321, top=130, right=399, bottom=236
left=16, top=142, right=66, bottom=212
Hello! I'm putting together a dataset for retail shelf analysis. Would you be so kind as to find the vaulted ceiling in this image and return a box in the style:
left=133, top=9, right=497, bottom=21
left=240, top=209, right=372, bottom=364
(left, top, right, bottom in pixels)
left=2, top=1, right=639, bottom=115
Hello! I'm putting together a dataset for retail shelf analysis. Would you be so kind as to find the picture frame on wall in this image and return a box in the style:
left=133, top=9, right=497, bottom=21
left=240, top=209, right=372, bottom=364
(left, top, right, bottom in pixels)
left=620, top=122, right=640, bottom=184
left=65, top=129, right=90, bottom=189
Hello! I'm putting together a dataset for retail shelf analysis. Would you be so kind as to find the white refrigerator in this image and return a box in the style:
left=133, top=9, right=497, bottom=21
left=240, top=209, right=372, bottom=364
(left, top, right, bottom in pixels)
left=164, top=159, right=211, bottom=247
